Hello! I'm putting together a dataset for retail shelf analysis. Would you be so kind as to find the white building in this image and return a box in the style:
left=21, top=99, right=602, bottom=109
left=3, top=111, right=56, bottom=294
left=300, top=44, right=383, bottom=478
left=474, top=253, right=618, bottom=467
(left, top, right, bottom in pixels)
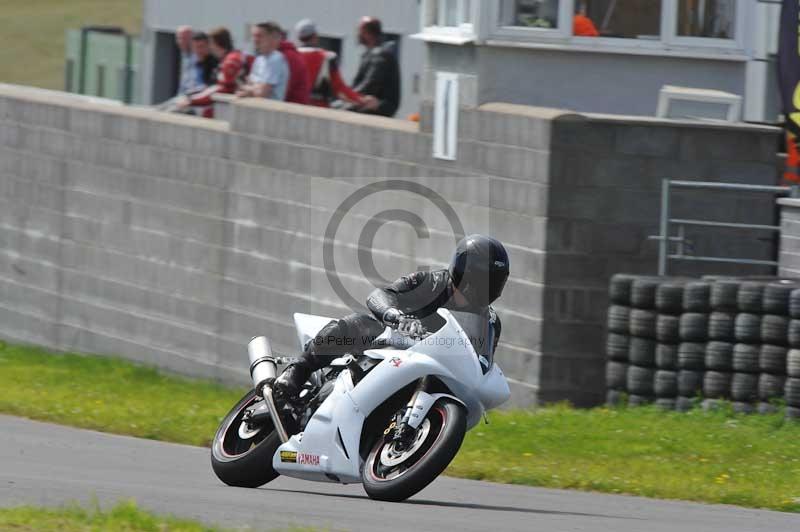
left=140, top=0, right=782, bottom=123
left=139, top=0, right=425, bottom=119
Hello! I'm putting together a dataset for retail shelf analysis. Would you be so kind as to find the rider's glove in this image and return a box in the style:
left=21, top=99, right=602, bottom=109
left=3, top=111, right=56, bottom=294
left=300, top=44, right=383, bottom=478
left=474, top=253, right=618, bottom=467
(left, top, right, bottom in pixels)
left=382, top=308, right=403, bottom=325
left=398, top=316, right=425, bottom=337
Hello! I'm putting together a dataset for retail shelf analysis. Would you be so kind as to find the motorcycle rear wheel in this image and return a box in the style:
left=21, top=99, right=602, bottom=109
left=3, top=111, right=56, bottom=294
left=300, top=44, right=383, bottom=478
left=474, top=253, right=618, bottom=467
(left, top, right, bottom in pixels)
left=362, top=398, right=466, bottom=502
left=211, top=388, right=281, bottom=488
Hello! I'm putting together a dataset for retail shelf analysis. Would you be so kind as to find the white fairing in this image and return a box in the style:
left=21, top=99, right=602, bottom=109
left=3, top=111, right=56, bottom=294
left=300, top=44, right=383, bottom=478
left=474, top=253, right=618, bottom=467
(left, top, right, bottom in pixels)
left=274, top=309, right=510, bottom=483
left=478, top=363, right=511, bottom=411
left=293, top=313, right=336, bottom=350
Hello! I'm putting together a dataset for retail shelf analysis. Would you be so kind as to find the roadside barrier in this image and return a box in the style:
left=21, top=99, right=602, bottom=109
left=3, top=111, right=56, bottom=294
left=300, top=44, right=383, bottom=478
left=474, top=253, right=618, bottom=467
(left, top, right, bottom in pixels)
left=605, top=274, right=800, bottom=419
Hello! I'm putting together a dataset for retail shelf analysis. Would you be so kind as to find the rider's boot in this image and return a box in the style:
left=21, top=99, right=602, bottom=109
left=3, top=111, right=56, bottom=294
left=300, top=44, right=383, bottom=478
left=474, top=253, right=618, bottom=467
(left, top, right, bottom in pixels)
left=273, top=363, right=312, bottom=432
left=272, top=362, right=312, bottom=405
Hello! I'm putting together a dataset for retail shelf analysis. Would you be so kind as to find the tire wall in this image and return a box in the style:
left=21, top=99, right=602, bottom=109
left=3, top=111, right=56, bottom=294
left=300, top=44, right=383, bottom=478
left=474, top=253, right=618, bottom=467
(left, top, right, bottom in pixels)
left=606, top=275, right=800, bottom=419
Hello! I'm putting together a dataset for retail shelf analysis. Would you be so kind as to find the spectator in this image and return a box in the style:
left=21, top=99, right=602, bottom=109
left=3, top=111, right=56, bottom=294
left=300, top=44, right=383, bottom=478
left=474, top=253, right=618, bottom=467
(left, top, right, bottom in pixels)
left=294, top=19, right=369, bottom=109
left=349, top=16, right=400, bottom=117
left=573, top=4, right=599, bottom=37
left=278, top=30, right=311, bottom=104
left=175, top=25, right=200, bottom=96
left=181, top=27, right=247, bottom=118
left=237, top=22, right=289, bottom=101
left=191, top=32, right=219, bottom=89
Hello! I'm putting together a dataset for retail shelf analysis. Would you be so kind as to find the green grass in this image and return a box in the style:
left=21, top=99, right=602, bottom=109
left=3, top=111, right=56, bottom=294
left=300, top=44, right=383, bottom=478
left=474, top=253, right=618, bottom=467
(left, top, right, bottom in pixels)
left=451, top=403, right=800, bottom=513
left=1, top=342, right=799, bottom=512
left=0, top=500, right=324, bottom=531
left=0, top=0, right=142, bottom=90
left=0, top=342, right=246, bottom=447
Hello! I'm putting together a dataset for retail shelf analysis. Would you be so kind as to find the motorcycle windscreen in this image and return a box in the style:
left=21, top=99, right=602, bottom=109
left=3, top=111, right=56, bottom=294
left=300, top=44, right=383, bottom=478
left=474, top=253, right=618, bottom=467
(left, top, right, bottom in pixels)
left=448, top=309, right=494, bottom=374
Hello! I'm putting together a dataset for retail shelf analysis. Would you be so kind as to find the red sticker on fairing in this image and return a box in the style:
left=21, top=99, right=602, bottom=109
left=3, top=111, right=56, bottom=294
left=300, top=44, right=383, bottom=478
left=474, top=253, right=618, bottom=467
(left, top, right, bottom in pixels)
left=390, top=357, right=402, bottom=367
left=298, top=453, right=320, bottom=466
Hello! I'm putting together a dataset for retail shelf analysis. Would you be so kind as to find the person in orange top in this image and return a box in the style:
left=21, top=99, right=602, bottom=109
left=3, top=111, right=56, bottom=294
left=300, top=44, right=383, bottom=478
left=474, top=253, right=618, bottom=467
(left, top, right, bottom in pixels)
left=573, top=9, right=599, bottom=37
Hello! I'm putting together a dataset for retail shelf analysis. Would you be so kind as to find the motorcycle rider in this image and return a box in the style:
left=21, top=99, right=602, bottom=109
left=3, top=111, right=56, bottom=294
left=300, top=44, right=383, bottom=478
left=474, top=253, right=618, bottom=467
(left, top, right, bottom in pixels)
left=272, top=234, right=510, bottom=407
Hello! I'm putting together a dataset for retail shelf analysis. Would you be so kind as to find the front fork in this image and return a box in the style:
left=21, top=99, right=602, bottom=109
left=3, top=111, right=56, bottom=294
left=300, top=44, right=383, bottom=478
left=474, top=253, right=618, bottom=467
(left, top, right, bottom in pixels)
left=390, top=378, right=428, bottom=448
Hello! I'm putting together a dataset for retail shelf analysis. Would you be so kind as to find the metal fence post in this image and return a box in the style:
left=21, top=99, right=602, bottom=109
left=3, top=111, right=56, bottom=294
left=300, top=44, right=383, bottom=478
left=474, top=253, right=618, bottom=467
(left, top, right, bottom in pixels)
left=658, top=178, right=670, bottom=276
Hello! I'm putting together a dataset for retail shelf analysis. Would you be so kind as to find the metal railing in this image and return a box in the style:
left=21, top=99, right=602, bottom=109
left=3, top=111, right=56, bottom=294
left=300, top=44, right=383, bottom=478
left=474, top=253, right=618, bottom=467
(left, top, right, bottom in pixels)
left=648, top=179, right=798, bottom=275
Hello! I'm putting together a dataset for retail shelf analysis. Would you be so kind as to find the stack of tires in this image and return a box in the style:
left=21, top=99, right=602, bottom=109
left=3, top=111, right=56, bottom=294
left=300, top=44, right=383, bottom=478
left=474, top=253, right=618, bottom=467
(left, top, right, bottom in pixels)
left=678, top=281, right=711, bottom=411
left=653, top=280, right=684, bottom=410
left=758, top=282, right=794, bottom=414
left=627, top=278, right=661, bottom=406
left=785, top=291, right=800, bottom=419
left=606, top=275, right=634, bottom=406
left=710, top=279, right=752, bottom=413
left=604, top=275, right=800, bottom=419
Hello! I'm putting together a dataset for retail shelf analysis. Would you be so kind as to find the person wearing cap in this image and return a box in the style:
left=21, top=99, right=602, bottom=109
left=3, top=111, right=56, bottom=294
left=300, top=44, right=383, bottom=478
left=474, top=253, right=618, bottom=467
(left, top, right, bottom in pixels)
left=294, top=19, right=372, bottom=109
left=348, top=16, right=400, bottom=117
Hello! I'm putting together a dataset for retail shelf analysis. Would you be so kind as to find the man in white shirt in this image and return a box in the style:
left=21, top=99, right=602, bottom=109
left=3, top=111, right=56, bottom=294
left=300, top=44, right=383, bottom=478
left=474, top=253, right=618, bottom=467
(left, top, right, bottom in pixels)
left=175, top=25, right=200, bottom=96
left=237, top=22, right=288, bottom=100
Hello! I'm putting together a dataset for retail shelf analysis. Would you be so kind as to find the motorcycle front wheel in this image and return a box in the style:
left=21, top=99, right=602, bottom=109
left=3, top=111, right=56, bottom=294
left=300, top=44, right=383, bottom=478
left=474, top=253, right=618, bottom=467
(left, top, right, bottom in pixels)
left=211, top=388, right=281, bottom=488
left=362, top=398, right=466, bottom=502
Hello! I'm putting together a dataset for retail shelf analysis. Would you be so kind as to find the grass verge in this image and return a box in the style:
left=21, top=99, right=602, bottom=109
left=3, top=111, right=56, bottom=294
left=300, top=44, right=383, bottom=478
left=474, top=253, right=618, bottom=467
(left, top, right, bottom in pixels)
left=0, top=342, right=245, bottom=447
left=450, top=403, right=800, bottom=513
left=0, top=500, right=324, bottom=531
left=1, top=342, right=799, bottom=512
left=0, top=0, right=142, bottom=90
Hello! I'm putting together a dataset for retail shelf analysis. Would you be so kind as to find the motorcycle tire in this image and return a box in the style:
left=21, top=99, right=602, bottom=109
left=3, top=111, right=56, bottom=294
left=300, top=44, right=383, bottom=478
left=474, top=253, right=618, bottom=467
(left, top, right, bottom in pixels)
left=363, top=398, right=466, bottom=502
left=211, top=388, right=281, bottom=488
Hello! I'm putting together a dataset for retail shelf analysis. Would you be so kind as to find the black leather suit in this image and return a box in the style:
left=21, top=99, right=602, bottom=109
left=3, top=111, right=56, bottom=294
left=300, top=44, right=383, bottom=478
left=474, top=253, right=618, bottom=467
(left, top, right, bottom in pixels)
left=298, top=269, right=502, bottom=373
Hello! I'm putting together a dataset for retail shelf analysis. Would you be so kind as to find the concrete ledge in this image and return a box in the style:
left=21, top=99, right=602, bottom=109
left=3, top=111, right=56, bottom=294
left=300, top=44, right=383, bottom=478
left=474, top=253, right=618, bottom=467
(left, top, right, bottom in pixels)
left=583, top=110, right=782, bottom=134
left=0, top=83, right=229, bottom=132
left=478, top=102, right=581, bottom=121
left=778, top=198, right=800, bottom=208
left=232, top=97, right=419, bottom=133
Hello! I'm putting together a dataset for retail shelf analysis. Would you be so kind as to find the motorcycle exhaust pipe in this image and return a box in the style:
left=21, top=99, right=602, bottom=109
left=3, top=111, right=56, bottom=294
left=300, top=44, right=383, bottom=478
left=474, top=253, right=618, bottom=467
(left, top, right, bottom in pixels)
left=248, top=336, right=277, bottom=390
left=248, top=336, right=289, bottom=443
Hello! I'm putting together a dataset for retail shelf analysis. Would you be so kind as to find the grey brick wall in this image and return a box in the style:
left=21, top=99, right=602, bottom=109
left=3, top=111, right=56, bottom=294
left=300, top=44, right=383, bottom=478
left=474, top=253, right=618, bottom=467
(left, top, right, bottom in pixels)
left=779, top=199, right=800, bottom=278
left=0, top=85, right=780, bottom=407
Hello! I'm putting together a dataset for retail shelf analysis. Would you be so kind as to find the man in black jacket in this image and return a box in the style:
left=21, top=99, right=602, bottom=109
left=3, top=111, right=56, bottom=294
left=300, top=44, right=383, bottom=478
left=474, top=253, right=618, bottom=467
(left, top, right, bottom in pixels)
left=347, top=17, right=400, bottom=117
left=191, top=32, right=219, bottom=88
left=273, top=235, right=509, bottom=404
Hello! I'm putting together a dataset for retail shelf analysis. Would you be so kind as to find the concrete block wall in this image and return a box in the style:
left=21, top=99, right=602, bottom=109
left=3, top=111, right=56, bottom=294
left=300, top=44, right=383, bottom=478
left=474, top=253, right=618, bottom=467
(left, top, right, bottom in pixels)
left=542, top=115, right=780, bottom=404
left=0, top=84, right=780, bottom=407
left=779, top=198, right=800, bottom=277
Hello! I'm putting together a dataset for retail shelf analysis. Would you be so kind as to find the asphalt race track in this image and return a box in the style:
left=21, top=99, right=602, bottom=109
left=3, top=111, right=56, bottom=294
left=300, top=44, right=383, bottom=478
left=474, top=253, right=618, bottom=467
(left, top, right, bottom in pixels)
left=0, top=415, right=796, bottom=532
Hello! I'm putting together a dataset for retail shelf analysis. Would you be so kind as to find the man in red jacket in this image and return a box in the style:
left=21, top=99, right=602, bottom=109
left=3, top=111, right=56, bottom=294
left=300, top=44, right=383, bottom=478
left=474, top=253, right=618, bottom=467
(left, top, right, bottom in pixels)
left=278, top=30, right=310, bottom=105
left=179, top=27, right=248, bottom=118
left=294, top=19, right=372, bottom=109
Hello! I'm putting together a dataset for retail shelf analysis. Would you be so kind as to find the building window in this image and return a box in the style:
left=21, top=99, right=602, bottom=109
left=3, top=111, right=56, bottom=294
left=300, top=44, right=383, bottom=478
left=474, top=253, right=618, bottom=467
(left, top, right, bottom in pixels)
left=581, top=0, right=662, bottom=39
left=501, top=0, right=561, bottom=29
left=676, top=0, right=736, bottom=39
left=425, top=0, right=474, bottom=28
left=481, top=0, right=745, bottom=54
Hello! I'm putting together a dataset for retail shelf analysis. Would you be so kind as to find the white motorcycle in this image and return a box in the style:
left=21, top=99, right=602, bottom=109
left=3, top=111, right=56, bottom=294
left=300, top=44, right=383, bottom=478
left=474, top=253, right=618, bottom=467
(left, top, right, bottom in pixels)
left=211, top=308, right=511, bottom=502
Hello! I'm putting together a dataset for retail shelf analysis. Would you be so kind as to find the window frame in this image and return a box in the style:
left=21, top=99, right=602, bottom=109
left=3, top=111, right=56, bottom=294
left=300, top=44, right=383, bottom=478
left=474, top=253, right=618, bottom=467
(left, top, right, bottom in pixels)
left=420, top=0, right=479, bottom=42
left=662, top=0, right=746, bottom=51
left=489, top=0, right=575, bottom=41
left=482, top=0, right=747, bottom=55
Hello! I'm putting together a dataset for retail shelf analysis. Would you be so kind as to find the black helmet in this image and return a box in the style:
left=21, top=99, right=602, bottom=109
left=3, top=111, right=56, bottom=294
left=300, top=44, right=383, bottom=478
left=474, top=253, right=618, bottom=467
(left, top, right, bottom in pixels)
left=449, top=234, right=510, bottom=308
